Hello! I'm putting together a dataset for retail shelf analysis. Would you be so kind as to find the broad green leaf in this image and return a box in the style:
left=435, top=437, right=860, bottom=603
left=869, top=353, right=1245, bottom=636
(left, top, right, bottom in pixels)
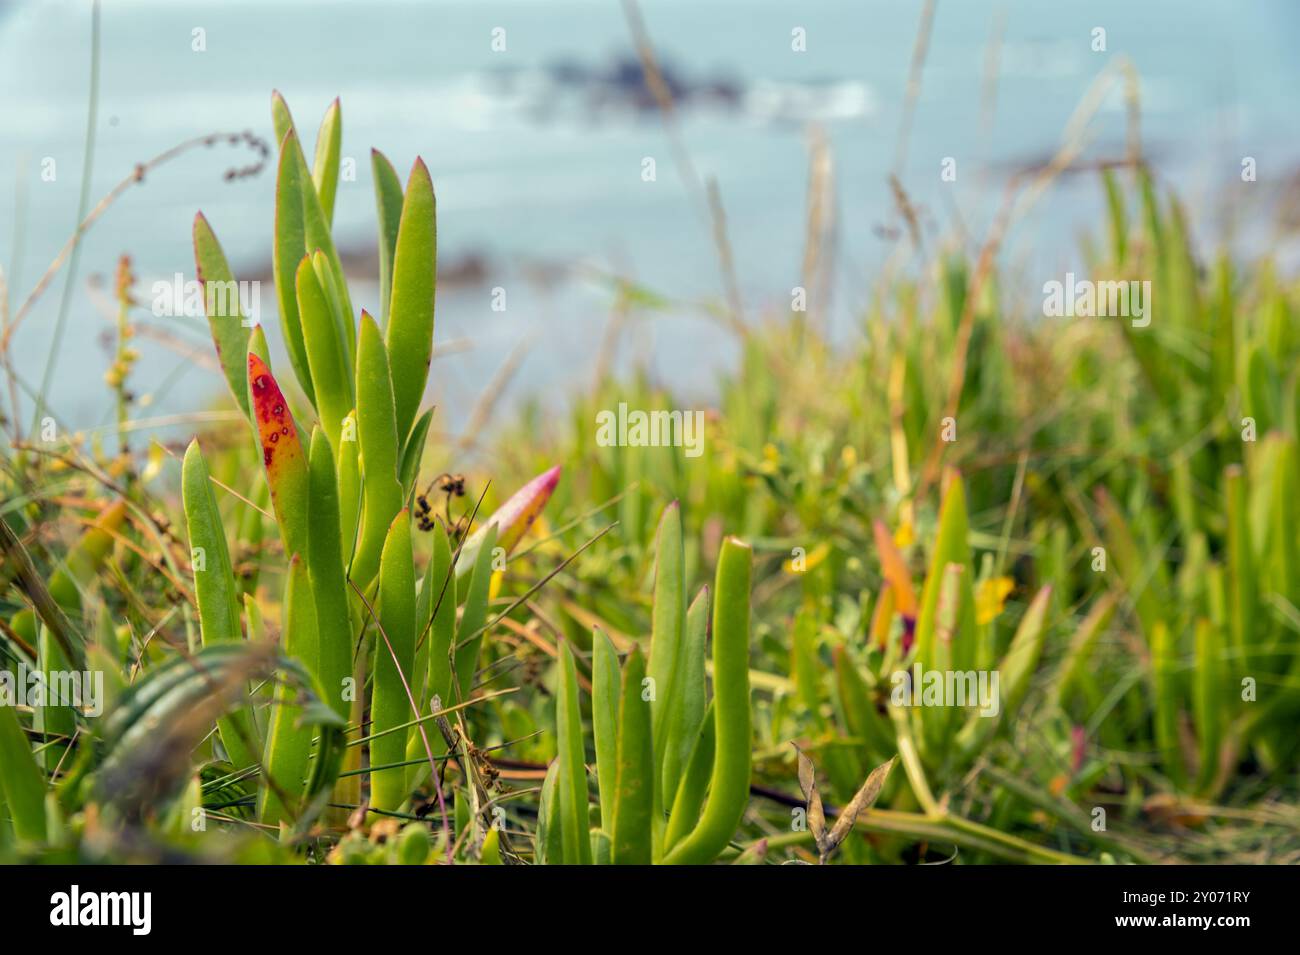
left=535, top=760, right=563, bottom=865
left=261, top=554, right=319, bottom=827
left=453, top=523, right=498, bottom=702
left=665, top=587, right=707, bottom=810
left=311, top=249, right=355, bottom=374
left=399, top=407, right=434, bottom=502
left=192, top=213, right=252, bottom=417
left=664, top=701, right=715, bottom=851
left=372, top=509, right=416, bottom=812
left=336, top=410, right=362, bottom=565
left=285, top=129, right=355, bottom=364
left=296, top=253, right=352, bottom=451
left=791, top=605, right=822, bottom=714
left=611, top=647, right=654, bottom=864
left=34, top=624, right=74, bottom=772
left=311, top=98, right=342, bottom=224
left=914, top=471, right=975, bottom=671
left=182, top=440, right=259, bottom=771
left=349, top=312, right=403, bottom=590
left=271, top=127, right=315, bottom=407
left=420, top=519, right=456, bottom=717
left=555, top=642, right=592, bottom=864
left=0, top=695, right=46, bottom=843
left=920, top=561, right=965, bottom=756
left=647, top=502, right=685, bottom=779
left=664, top=536, right=752, bottom=865
left=591, top=627, right=621, bottom=831
left=180, top=444, right=240, bottom=642
left=371, top=149, right=404, bottom=324
left=385, top=158, right=437, bottom=442
left=306, top=427, right=352, bottom=718
left=271, top=90, right=296, bottom=150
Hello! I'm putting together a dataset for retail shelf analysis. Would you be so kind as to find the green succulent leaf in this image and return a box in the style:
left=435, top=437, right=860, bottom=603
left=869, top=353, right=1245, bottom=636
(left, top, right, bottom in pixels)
left=555, top=642, right=592, bottom=865
left=0, top=700, right=46, bottom=843
left=611, top=647, right=654, bottom=864
left=192, top=213, right=252, bottom=418
left=385, top=158, right=437, bottom=443
left=296, top=253, right=353, bottom=452
left=663, top=536, right=752, bottom=865
left=453, top=523, right=498, bottom=703
left=371, top=509, right=417, bottom=812
left=306, top=427, right=353, bottom=719
left=371, top=149, right=405, bottom=325
left=271, top=126, right=316, bottom=407
left=311, top=98, right=342, bottom=225
left=261, top=554, right=319, bottom=827
left=182, top=440, right=259, bottom=771
left=350, top=312, right=403, bottom=591
left=591, top=627, right=621, bottom=832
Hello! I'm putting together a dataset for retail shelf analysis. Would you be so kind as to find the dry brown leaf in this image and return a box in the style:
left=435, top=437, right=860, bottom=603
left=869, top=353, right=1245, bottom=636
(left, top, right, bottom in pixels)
left=827, top=756, right=897, bottom=851
left=793, top=743, right=827, bottom=853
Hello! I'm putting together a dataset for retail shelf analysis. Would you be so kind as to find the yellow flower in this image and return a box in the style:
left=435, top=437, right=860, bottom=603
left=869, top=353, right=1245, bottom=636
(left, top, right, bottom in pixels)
left=141, top=441, right=166, bottom=482
left=975, top=576, right=1016, bottom=625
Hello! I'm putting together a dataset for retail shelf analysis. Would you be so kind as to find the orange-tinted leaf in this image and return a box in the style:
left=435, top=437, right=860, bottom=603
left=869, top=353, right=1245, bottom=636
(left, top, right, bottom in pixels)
left=248, top=353, right=309, bottom=557
left=458, top=465, right=561, bottom=575
left=873, top=518, right=917, bottom=618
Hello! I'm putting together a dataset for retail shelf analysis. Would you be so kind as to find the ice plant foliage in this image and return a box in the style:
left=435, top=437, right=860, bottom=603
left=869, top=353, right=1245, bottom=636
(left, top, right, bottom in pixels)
left=171, top=95, right=565, bottom=843
left=540, top=504, right=755, bottom=864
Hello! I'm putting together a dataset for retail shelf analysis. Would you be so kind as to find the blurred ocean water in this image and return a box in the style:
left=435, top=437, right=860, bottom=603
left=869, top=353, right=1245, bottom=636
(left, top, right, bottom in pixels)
left=1, top=0, right=1297, bottom=444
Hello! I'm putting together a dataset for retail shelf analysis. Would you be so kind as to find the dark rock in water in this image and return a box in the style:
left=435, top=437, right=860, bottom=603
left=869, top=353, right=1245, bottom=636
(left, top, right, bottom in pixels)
left=542, top=54, right=742, bottom=114
left=439, top=253, right=490, bottom=287
left=490, top=54, right=864, bottom=125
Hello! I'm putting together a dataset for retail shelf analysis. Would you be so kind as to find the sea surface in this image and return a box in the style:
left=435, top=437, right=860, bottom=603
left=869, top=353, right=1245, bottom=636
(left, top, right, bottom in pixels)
left=1, top=0, right=1297, bottom=449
